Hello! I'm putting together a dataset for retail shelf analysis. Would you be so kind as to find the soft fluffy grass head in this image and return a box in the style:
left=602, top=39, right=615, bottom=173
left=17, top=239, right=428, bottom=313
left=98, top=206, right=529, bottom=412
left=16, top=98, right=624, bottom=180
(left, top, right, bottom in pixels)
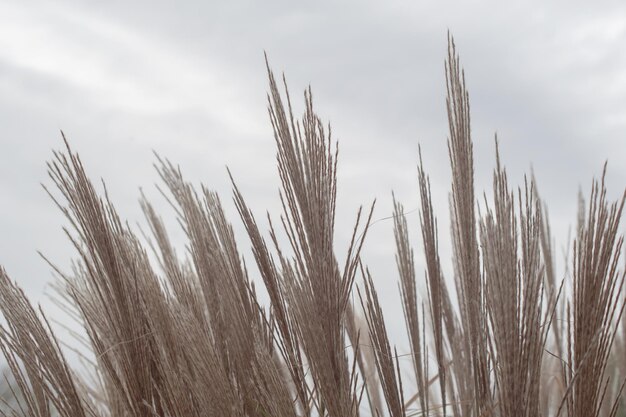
left=0, top=36, right=625, bottom=417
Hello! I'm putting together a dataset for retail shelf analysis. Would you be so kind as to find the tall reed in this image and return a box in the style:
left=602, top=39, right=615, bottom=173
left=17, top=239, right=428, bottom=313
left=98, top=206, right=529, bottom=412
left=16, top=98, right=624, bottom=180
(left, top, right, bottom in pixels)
left=0, top=35, right=624, bottom=417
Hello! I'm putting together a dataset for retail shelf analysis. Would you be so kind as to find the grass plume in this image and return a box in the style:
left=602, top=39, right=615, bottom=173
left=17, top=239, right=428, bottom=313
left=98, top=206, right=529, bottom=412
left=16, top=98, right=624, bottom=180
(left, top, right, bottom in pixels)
left=0, top=35, right=625, bottom=417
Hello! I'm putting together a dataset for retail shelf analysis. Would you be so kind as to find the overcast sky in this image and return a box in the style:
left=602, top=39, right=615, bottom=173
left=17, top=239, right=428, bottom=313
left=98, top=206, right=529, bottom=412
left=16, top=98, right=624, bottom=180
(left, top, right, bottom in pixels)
left=1, top=0, right=626, bottom=349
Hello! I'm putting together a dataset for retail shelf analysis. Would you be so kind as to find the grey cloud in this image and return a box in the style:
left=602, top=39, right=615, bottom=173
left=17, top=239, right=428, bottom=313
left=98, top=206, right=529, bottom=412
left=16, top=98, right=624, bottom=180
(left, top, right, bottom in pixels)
left=1, top=0, right=625, bottom=346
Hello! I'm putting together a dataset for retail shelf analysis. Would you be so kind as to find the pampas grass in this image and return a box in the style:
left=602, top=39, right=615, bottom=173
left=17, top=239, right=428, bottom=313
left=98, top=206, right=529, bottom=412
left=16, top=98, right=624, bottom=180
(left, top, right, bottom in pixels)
left=0, top=35, right=625, bottom=417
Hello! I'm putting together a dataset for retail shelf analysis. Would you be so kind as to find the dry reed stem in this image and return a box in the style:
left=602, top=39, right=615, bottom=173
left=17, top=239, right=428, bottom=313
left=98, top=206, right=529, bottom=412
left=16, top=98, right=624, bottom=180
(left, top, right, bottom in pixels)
left=0, top=35, right=624, bottom=417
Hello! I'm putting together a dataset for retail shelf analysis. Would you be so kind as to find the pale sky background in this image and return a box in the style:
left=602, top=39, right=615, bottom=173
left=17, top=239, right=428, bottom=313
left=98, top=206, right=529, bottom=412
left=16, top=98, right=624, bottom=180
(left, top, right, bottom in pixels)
left=1, top=0, right=626, bottom=355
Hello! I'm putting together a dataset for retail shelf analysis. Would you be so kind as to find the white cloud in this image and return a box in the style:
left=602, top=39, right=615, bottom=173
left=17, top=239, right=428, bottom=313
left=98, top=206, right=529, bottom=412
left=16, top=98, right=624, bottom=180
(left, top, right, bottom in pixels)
left=0, top=0, right=625, bottom=348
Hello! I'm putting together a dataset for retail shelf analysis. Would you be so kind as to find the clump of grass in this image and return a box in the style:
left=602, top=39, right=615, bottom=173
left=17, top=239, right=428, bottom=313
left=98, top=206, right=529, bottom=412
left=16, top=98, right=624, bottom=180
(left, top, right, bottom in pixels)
left=0, top=35, right=625, bottom=417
